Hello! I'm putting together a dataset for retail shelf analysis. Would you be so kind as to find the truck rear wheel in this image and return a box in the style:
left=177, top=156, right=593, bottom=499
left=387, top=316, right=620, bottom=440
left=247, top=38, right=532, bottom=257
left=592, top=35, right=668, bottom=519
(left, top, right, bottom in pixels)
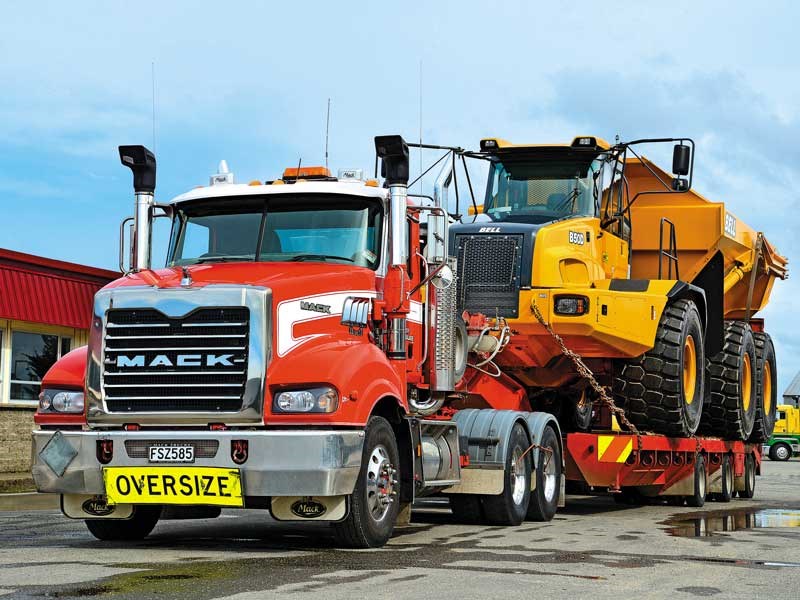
left=481, top=422, right=532, bottom=525
left=526, top=425, right=561, bottom=521
left=699, top=321, right=757, bottom=440
left=709, top=454, right=733, bottom=502
left=686, top=455, right=707, bottom=508
left=613, top=299, right=704, bottom=436
left=85, top=505, right=161, bottom=541
left=333, top=416, right=400, bottom=548
left=738, top=453, right=756, bottom=498
left=749, top=332, right=777, bottom=443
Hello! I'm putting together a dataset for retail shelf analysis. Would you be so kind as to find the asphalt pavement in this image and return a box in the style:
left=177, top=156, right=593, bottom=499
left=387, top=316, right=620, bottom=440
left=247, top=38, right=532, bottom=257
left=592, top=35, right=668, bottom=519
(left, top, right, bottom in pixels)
left=1, top=460, right=799, bottom=599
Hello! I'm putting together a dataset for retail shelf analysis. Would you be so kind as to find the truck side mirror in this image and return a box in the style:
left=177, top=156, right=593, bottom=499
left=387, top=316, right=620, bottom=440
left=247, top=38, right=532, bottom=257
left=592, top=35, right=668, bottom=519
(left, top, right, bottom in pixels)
left=672, top=144, right=690, bottom=176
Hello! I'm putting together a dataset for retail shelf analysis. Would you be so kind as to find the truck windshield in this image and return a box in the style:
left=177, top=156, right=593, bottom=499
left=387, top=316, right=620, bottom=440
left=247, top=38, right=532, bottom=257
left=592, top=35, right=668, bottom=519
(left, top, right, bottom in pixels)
left=168, top=195, right=383, bottom=269
left=484, top=158, right=603, bottom=224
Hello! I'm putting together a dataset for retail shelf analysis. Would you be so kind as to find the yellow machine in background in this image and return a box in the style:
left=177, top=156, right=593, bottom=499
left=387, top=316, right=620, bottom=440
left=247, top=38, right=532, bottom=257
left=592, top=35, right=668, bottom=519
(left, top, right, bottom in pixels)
left=451, top=136, right=787, bottom=441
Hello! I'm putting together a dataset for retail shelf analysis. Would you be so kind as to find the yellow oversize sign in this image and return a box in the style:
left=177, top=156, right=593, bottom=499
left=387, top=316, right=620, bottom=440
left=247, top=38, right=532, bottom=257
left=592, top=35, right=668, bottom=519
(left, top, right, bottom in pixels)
left=103, top=466, right=244, bottom=507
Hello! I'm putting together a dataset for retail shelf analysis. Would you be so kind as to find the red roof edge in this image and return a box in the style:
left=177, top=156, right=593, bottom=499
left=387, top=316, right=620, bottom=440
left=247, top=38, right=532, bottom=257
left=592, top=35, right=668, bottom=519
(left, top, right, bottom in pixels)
left=0, top=248, right=120, bottom=282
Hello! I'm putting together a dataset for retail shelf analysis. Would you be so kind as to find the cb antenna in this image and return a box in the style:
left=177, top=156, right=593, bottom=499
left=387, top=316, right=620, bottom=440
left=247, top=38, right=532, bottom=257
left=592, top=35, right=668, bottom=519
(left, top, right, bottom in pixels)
left=325, top=98, right=331, bottom=170
left=418, top=59, right=423, bottom=195
left=151, top=61, right=157, bottom=152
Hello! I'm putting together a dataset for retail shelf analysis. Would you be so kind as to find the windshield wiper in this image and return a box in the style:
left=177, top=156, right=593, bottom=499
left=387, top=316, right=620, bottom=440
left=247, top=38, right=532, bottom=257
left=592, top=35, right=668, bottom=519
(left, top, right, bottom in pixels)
left=289, top=254, right=355, bottom=263
left=193, top=255, right=253, bottom=264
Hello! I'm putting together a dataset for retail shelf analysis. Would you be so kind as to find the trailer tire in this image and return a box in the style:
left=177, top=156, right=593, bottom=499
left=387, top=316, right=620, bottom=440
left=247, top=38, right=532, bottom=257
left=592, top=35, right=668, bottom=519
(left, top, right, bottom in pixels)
left=686, top=455, right=707, bottom=508
left=449, top=495, right=484, bottom=523
left=526, top=425, right=561, bottom=521
left=710, top=455, right=733, bottom=502
left=613, top=299, right=704, bottom=436
left=85, top=506, right=161, bottom=541
left=482, top=422, right=532, bottom=525
left=769, top=442, right=791, bottom=462
left=749, top=332, right=777, bottom=443
left=699, top=321, right=757, bottom=441
left=333, top=416, right=400, bottom=548
left=739, top=453, right=756, bottom=498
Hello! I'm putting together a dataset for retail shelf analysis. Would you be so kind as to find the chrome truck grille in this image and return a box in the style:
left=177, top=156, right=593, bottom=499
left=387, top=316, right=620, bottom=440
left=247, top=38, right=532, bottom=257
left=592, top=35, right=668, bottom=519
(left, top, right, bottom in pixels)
left=103, top=307, right=249, bottom=412
left=86, top=285, right=271, bottom=425
left=455, top=234, right=523, bottom=318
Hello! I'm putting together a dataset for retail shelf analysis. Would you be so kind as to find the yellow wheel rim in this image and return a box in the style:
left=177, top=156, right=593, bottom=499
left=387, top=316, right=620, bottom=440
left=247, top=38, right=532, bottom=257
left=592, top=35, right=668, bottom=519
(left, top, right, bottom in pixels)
left=683, top=335, right=697, bottom=405
left=742, top=353, right=753, bottom=412
left=763, top=361, right=773, bottom=415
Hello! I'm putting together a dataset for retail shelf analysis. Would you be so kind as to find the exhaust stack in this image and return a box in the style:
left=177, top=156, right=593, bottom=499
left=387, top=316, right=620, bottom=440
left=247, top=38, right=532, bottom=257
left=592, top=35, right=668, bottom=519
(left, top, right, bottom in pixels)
left=118, top=145, right=157, bottom=272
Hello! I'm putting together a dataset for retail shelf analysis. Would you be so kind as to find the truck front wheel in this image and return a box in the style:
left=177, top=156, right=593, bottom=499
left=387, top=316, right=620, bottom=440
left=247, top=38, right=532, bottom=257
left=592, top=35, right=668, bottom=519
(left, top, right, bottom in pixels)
left=85, top=505, right=161, bottom=541
left=770, top=442, right=792, bottom=462
left=333, top=416, right=400, bottom=548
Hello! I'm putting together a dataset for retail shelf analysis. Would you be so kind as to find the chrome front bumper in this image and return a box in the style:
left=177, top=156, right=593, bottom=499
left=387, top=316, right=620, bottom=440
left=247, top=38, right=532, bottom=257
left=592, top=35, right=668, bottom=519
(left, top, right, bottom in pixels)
left=32, top=429, right=365, bottom=497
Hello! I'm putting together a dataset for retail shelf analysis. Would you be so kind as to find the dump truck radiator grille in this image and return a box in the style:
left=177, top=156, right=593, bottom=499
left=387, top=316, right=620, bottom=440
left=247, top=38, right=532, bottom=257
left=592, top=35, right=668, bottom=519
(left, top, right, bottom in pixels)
left=103, top=307, right=249, bottom=412
left=455, top=234, right=523, bottom=318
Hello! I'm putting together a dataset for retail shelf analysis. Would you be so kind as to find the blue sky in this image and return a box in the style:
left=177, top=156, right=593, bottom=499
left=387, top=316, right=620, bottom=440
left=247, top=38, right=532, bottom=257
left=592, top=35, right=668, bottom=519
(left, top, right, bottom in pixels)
left=1, top=1, right=798, bottom=390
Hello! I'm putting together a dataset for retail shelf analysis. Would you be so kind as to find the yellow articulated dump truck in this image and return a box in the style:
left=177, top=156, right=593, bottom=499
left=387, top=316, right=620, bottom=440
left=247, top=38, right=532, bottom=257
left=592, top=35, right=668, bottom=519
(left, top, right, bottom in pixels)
left=451, top=136, right=788, bottom=442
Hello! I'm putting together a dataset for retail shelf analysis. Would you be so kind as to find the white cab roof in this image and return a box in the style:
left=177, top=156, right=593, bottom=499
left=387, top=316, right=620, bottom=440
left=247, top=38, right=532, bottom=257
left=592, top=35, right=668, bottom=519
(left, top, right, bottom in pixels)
left=170, top=180, right=388, bottom=204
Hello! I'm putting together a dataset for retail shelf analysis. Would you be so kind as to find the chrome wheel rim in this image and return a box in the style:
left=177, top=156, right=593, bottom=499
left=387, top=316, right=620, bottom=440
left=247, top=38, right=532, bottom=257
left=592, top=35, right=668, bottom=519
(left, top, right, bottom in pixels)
left=510, top=447, right=526, bottom=505
left=698, top=463, right=706, bottom=497
left=543, top=450, right=557, bottom=502
left=365, top=444, right=395, bottom=522
left=725, top=462, right=733, bottom=494
left=776, top=446, right=789, bottom=460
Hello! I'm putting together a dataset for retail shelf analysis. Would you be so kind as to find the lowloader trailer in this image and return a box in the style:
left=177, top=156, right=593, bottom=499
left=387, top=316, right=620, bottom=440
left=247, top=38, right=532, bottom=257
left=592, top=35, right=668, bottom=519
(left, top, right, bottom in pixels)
left=31, top=135, right=782, bottom=547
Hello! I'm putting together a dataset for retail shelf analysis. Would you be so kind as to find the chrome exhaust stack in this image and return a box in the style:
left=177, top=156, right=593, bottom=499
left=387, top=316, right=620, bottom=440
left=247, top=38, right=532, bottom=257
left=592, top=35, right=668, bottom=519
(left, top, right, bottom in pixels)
left=118, top=145, right=157, bottom=272
left=375, top=136, right=410, bottom=360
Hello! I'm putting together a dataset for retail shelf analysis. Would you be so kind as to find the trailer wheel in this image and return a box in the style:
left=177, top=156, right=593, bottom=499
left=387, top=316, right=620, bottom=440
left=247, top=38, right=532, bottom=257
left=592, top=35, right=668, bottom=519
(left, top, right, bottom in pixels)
left=85, top=505, right=161, bottom=541
left=769, top=442, right=791, bottom=462
left=613, top=299, right=704, bottom=436
left=699, top=321, right=757, bottom=440
left=738, top=453, right=756, bottom=498
left=333, top=416, right=400, bottom=548
left=710, top=455, right=733, bottom=502
left=449, top=495, right=484, bottom=523
left=526, top=425, right=561, bottom=521
left=749, top=332, right=777, bottom=443
left=482, top=422, right=532, bottom=525
left=686, top=455, right=707, bottom=508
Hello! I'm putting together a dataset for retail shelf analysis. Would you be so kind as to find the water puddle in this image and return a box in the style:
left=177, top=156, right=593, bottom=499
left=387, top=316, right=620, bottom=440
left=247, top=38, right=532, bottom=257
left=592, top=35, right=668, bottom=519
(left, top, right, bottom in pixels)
left=665, top=508, right=800, bottom=537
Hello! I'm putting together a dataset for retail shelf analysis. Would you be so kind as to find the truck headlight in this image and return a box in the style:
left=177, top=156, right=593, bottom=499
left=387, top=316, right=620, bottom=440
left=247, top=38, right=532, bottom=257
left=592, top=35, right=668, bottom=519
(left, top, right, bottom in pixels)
left=274, top=387, right=339, bottom=413
left=554, top=295, right=589, bottom=316
left=40, top=389, right=85, bottom=413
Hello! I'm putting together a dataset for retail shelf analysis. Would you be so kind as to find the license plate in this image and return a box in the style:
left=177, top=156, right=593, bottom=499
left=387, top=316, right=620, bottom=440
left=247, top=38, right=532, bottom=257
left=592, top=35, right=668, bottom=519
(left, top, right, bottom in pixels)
left=103, top=466, right=243, bottom=507
left=148, top=444, right=195, bottom=463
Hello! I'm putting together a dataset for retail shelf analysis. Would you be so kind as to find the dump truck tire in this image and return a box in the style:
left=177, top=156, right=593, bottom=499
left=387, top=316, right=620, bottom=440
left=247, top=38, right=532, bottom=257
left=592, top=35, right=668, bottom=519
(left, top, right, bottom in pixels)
left=699, top=321, right=757, bottom=440
left=749, top=332, right=777, bottom=443
left=613, top=299, right=704, bottom=436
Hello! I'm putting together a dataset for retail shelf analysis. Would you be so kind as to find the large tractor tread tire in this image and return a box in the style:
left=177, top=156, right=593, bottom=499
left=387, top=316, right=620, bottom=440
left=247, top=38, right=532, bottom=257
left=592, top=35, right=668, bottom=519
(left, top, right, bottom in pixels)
left=698, top=321, right=757, bottom=441
left=612, top=299, right=704, bottom=437
left=749, top=332, right=777, bottom=443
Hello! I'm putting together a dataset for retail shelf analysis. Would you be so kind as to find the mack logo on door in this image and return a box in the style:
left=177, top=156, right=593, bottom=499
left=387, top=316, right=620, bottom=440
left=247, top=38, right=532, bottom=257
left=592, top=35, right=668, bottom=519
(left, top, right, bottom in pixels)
left=116, top=354, right=235, bottom=368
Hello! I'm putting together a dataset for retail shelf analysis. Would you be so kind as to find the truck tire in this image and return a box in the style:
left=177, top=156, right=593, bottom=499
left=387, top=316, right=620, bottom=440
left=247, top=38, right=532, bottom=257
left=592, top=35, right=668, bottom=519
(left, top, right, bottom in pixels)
left=686, top=455, right=707, bottom=508
left=561, top=389, right=593, bottom=432
left=333, top=416, right=400, bottom=548
left=526, top=425, right=561, bottom=521
left=738, top=453, right=756, bottom=498
left=482, top=422, right=532, bottom=525
left=613, top=299, right=704, bottom=436
left=85, top=505, right=161, bottom=541
left=769, top=442, right=792, bottom=462
left=449, top=495, right=484, bottom=523
left=709, top=454, right=733, bottom=502
left=699, top=321, right=757, bottom=440
left=749, top=332, right=777, bottom=443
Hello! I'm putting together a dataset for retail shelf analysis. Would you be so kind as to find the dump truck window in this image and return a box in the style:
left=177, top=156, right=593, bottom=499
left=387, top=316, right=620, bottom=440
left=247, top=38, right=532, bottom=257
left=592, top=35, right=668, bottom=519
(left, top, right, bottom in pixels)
left=484, top=159, right=600, bottom=224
